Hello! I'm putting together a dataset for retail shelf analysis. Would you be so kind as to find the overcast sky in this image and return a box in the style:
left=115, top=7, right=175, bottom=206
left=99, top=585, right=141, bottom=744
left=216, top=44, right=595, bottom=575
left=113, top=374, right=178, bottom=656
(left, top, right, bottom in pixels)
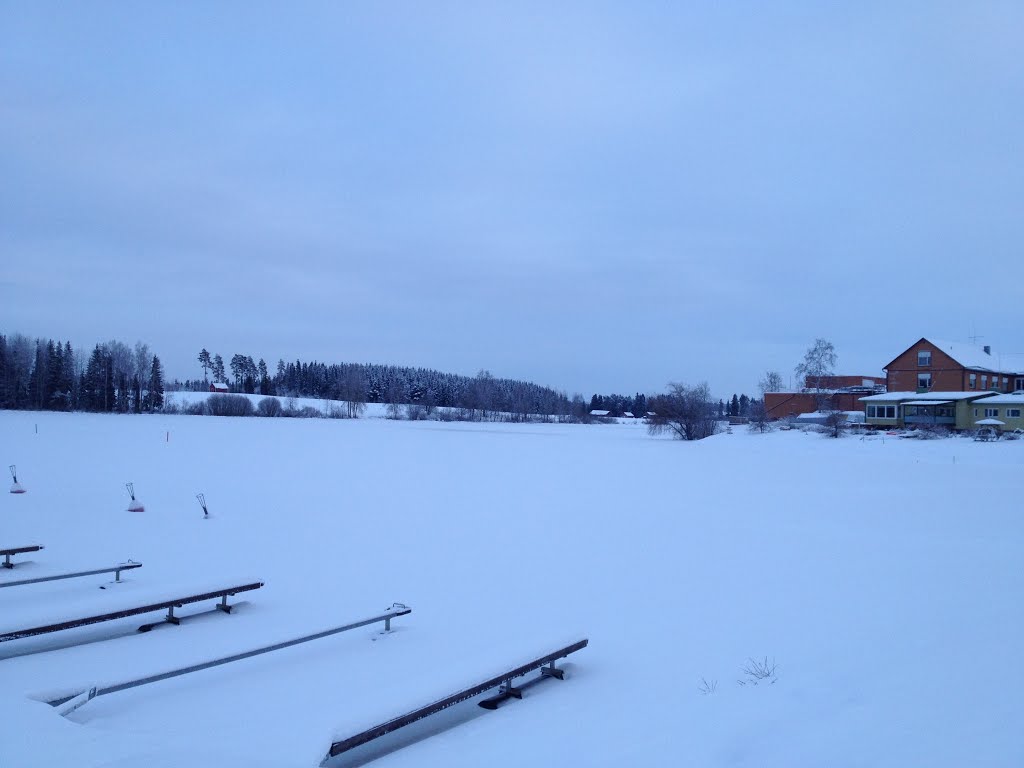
left=3, top=2, right=1023, bottom=397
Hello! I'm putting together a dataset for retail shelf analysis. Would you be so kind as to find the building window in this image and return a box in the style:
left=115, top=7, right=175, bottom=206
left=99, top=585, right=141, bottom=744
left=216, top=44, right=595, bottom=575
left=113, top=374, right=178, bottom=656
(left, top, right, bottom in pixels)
left=1003, top=377, right=1009, bottom=390
left=1016, top=378, right=1024, bottom=391
left=984, top=408, right=999, bottom=418
left=982, top=375, right=988, bottom=389
left=918, top=350, right=931, bottom=366
left=918, top=373, right=932, bottom=390
left=969, top=373, right=977, bottom=389
left=867, top=405, right=896, bottom=419
left=1007, top=408, right=1022, bottom=418
left=973, top=408, right=979, bottom=417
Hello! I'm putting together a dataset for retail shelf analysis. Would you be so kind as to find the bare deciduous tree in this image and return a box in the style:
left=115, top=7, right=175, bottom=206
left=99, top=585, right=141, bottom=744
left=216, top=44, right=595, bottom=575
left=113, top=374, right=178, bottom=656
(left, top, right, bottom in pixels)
left=795, top=338, right=837, bottom=410
left=648, top=382, right=719, bottom=441
left=758, top=370, right=784, bottom=396
left=748, top=399, right=772, bottom=433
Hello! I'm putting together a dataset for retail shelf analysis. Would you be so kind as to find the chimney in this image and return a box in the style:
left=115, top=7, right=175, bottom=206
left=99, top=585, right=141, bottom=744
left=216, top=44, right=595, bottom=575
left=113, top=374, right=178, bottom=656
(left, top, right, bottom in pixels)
left=983, top=345, right=991, bottom=355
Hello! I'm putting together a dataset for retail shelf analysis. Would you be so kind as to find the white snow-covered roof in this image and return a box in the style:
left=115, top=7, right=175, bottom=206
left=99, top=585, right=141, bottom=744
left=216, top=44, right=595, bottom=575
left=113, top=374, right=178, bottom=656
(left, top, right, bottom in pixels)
left=924, top=338, right=1002, bottom=371
left=860, top=391, right=992, bottom=403
left=972, top=392, right=1024, bottom=405
left=211, top=382, right=230, bottom=390
left=976, top=418, right=1005, bottom=426
left=589, top=409, right=611, bottom=417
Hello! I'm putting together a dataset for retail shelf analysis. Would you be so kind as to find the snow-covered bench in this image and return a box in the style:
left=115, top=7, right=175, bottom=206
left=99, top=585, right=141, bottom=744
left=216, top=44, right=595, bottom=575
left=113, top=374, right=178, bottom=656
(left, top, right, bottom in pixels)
left=0, top=560, right=142, bottom=589
left=0, top=544, right=44, bottom=569
left=0, top=579, right=264, bottom=643
left=324, top=638, right=589, bottom=760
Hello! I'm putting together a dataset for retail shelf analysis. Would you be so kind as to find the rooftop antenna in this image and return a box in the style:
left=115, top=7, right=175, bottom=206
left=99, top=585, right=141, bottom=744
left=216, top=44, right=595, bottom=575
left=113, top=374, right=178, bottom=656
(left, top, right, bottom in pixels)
left=9, top=465, right=26, bottom=494
left=125, top=482, right=145, bottom=513
left=196, top=493, right=209, bottom=519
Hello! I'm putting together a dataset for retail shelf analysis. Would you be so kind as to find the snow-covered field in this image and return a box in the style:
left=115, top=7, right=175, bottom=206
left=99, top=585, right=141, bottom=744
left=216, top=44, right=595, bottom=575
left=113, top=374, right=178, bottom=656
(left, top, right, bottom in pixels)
left=1, top=410, right=1022, bottom=767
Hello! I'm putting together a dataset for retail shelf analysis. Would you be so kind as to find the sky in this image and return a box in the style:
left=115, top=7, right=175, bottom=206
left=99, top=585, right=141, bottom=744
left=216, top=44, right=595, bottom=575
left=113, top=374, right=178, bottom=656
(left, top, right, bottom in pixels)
left=3, top=2, right=1024, bottom=398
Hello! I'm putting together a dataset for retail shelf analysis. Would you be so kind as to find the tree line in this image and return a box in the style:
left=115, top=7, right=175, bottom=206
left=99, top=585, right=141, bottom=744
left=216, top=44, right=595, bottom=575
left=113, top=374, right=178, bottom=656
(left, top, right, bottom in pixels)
left=173, top=349, right=586, bottom=421
left=0, top=333, right=164, bottom=413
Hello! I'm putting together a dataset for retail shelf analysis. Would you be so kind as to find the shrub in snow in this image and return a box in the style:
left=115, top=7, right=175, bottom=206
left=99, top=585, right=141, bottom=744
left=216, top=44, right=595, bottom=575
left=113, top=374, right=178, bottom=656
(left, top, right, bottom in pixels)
left=257, top=397, right=283, bottom=417
left=207, top=394, right=255, bottom=417
left=738, top=656, right=778, bottom=686
left=183, top=400, right=207, bottom=416
left=284, top=405, right=321, bottom=418
left=406, top=404, right=428, bottom=420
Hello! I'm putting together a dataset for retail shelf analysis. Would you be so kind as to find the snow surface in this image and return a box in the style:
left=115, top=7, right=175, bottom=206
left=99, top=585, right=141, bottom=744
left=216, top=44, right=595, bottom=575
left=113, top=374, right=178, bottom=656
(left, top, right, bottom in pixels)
left=1, top=411, right=1022, bottom=767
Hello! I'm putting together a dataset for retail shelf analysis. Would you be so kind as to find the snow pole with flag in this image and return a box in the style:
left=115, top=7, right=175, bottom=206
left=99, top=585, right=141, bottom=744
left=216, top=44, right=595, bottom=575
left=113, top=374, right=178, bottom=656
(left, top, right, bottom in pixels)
left=10, top=465, right=25, bottom=494
left=126, top=482, right=144, bottom=512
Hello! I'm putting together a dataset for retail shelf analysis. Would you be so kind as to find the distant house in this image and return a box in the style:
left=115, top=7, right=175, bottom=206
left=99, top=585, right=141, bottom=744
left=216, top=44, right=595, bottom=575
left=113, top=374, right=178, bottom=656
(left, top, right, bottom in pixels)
left=883, top=338, right=1023, bottom=394
left=210, top=381, right=230, bottom=393
left=589, top=409, right=611, bottom=418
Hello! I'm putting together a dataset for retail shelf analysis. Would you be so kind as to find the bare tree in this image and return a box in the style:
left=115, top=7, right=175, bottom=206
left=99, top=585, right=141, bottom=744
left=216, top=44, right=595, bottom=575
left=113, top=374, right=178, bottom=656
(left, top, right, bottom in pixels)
left=748, top=400, right=772, bottom=433
left=822, top=409, right=848, bottom=438
left=794, top=338, right=837, bottom=409
left=758, top=370, right=784, bottom=397
left=648, top=382, right=719, bottom=441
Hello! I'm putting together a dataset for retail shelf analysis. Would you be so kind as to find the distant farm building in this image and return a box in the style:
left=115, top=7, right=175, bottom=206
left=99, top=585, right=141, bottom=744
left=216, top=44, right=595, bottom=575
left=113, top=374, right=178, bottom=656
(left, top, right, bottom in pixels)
left=210, top=382, right=230, bottom=393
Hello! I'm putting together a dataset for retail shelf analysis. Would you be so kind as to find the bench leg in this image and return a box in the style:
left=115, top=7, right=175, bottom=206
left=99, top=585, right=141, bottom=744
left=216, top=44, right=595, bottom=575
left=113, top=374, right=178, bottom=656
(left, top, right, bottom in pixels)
left=165, top=606, right=180, bottom=625
left=540, top=662, right=565, bottom=680
left=2, top=554, right=11, bottom=569
left=216, top=594, right=233, bottom=614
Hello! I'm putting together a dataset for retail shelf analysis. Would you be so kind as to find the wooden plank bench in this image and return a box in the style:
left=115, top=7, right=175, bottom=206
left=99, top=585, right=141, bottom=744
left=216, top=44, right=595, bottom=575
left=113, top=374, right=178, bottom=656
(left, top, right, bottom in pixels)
left=0, top=561, right=142, bottom=589
left=0, top=580, right=264, bottom=643
left=1, top=545, right=44, bottom=569
left=324, top=638, right=589, bottom=760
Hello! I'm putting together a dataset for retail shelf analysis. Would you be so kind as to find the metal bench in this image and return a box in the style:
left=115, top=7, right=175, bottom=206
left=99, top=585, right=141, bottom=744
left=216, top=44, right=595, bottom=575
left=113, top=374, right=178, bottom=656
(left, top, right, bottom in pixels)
left=0, top=580, right=264, bottom=643
left=1, top=545, right=44, bottom=569
left=324, top=638, right=589, bottom=760
left=48, top=603, right=412, bottom=715
left=0, top=561, right=142, bottom=589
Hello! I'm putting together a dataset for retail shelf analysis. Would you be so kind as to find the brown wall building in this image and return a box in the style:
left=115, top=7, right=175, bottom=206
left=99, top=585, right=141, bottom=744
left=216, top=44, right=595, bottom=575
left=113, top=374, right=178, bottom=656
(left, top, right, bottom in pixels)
left=884, top=338, right=1022, bottom=394
left=765, top=391, right=876, bottom=419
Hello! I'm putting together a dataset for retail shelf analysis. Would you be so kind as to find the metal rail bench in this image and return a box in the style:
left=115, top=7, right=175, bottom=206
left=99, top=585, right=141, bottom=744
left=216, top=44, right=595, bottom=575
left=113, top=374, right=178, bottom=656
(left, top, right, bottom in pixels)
left=0, top=561, right=142, bottom=589
left=323, top=638, right=589, bottom=761
left=0, top=580, right=264, bottom=643
left=47, top=603, right=412, bottom=714
left=1, top=545, right=44, bottom=569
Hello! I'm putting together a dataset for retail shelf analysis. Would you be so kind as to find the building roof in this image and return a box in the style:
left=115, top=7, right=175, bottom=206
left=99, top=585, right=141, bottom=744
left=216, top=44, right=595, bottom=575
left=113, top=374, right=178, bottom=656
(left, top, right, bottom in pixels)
left=589, top=409, right=611, bottom=417
left=885, top=337, right=1014, bottom=373
left=859, top=391, right=992, bottom=403
left=972, top=392, right=1024, bottom=405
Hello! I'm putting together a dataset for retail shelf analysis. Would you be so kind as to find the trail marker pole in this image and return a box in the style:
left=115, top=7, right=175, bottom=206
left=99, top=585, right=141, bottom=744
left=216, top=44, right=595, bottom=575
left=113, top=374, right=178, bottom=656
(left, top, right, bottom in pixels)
left=125, top=483, right=144, bottom=513
left=9, top=465, right=26, bottom=494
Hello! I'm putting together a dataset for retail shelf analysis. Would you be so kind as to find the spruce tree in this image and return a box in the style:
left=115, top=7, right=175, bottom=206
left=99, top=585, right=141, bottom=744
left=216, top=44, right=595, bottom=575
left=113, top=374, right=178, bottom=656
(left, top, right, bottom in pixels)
left=148, top=355, right=164, bottom=411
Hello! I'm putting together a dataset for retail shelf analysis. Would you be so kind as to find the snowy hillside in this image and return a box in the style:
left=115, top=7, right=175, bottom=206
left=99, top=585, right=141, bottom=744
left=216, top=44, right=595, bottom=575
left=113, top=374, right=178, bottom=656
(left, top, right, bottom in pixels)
left=1, top=411, right=1022, bottom=767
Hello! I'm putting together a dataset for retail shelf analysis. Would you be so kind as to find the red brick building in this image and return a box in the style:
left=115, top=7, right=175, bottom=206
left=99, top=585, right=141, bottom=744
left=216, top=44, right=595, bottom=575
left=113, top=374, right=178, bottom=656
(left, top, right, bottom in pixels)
left=764, top=374, right=885, bottom=419
left=884, top=338, right=1023, bottom=394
